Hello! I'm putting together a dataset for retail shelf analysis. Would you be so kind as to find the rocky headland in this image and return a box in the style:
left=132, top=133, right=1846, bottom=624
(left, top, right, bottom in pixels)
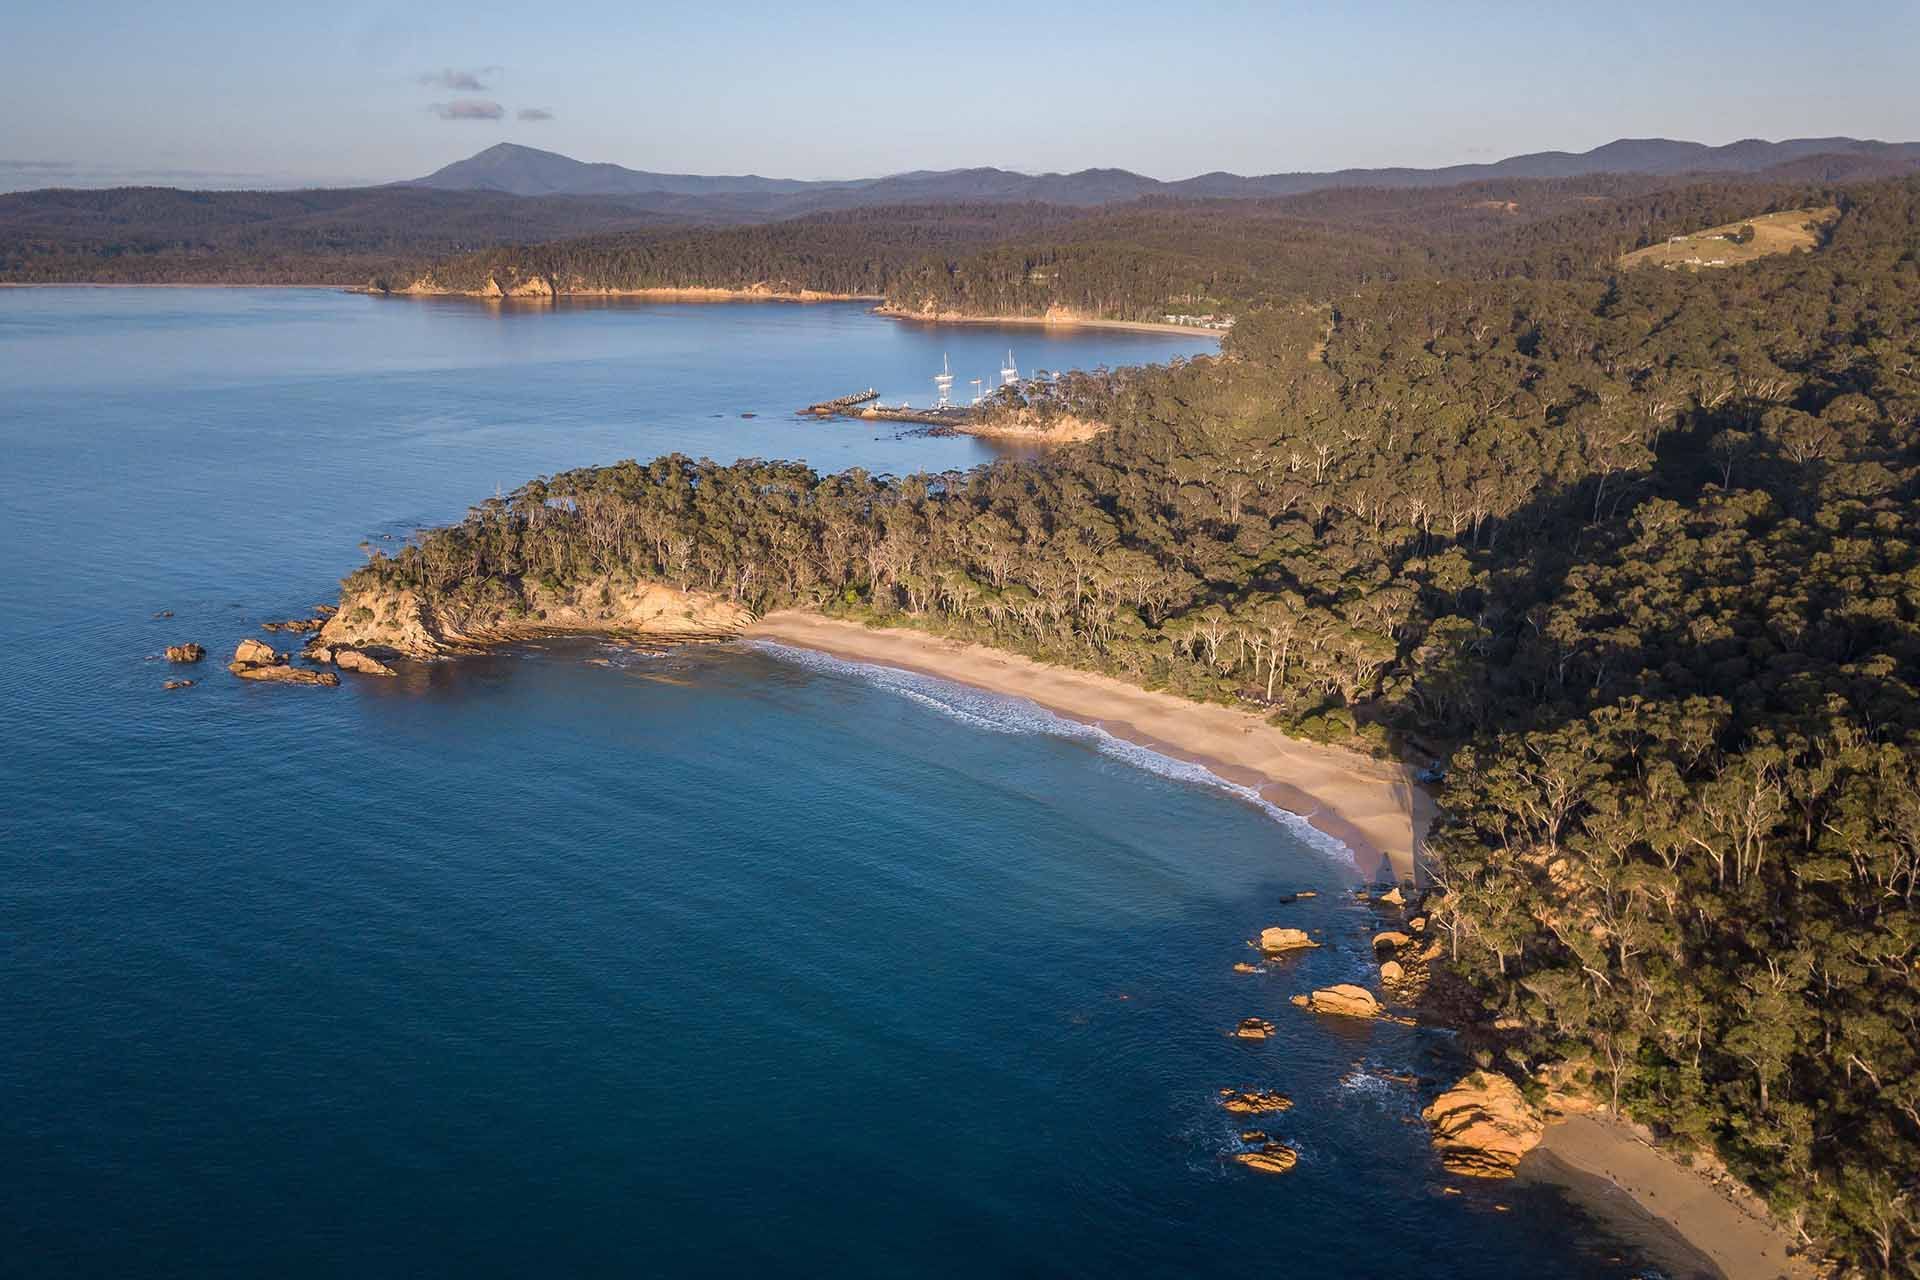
left=316, top=574, right=754, bottom=658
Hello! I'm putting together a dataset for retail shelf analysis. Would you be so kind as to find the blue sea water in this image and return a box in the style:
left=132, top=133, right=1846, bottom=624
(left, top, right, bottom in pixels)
left=2, top=290, right=1691, bottom=1277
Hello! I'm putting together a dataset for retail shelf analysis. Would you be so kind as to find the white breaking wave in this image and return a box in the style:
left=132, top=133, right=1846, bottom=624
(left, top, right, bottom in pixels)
left=749, top=640, right=1358, bottom=867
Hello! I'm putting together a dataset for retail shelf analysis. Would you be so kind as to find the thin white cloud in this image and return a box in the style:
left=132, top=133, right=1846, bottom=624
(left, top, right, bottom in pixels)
left=429, top=99, right=506, bottom=122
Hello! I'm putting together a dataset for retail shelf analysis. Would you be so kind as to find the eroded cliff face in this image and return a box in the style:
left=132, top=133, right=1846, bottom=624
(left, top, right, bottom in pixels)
left=318, top=575, right=754, bottom=657
left=956, top=409, right=1109, bottom=443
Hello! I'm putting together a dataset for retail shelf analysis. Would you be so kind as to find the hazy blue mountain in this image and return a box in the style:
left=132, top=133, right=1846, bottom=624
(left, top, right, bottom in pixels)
left=409, top=143, right=825, bottom=198
left=408, top=138, right=1920, bottom=208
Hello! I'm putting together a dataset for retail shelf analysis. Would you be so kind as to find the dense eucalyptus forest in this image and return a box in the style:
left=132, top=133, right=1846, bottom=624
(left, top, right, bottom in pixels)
left=346, top=175, right=1920, bottom=1273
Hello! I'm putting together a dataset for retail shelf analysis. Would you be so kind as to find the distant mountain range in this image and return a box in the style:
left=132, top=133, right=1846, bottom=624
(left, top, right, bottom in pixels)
left=410, top=138, right=1920, bottom=210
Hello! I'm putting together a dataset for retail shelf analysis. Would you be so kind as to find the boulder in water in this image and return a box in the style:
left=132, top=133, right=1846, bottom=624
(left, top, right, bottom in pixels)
left=1289, top=984, right=1382, bottom=1018
left=1258, top=926, right=1318, bottom=953
left=1232, top=1017, right=1275, bottom=1041
left=231, top=663, right=339, bottom=686
left=1234, top=1143, right=1299, bottom=1174
left=334, top=648, right=397, bottom=677
left=232, top=638, right=281, bottom=667
left=1373, top=930, right=1412, bottom=952
left=162, top=678, right=194, bottom=690
left=164, top=643, right=205, bottom=663
left=1422, top=1071, right=1545, bottom=1178
left=1380, top=960, right=1405, bottom=983
left=1218, top=1088, right=1293, bottom=1114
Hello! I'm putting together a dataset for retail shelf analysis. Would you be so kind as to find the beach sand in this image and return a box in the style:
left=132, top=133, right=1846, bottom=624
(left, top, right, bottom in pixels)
left=1524, top=1115, right=1816, bottom=1280
left=747, top=612, right=1428, bottom=879
left=872, top=304, right=1228, bottom=340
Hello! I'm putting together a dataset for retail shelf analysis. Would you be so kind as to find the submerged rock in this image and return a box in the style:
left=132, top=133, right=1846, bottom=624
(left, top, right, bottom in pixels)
left=1258, top=926, right=1319, bottom=953
left=1232, top=962, right=1261, bottom=974
left=164, top=643, right=205, bottom=663
left=334, top=648, right=397, bottom=677
left=1234, top=1144, right=1299, bottom=1174
left=262, top=617, right=327, bottom=633
left=1218, top=1088, right=1293, bottom=1115
left=1232, top=1017, right=1275, bottom=1041
left=1289, top=984, right=1382, bottom=1019
left=1422, top=1071, right=1545, bottom=1178
left=1238, top=1130, right=1269, bottom=1143
left=231, top=663, right=339, bottom=686
left=162, top=678, right=195, bottom=690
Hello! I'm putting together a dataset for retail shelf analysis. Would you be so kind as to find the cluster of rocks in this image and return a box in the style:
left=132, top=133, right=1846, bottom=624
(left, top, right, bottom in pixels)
left=229, top=638, right=340, bottom=686
left=304, top=643, right=396, bottom=676
left=164, top=643, right=205, bottom=663
left=1232, top=1017, right=1275, bottom=1041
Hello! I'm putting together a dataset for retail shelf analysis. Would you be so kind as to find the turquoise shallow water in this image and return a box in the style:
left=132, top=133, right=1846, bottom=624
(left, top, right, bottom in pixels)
left=1, top=290, right=1685, bottom=1276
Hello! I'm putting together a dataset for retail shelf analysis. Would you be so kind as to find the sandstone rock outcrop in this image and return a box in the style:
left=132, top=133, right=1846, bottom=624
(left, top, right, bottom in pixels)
left=233, top=638, right=281, bottom=666
left=1233, top=1017, right=1275, bottom=1041
left=262, top=618, right=326, bottom=633
left=230, top=638, right=337, bottom=686
left=1380, top=960, right=1405, bottom=983
left=1232, top=962, right=1260, bottom=974
left=1258, top=926, right=1319, bottom=953
left=1379, top=886, right=1406, bottom=907
left=334, top=649, right=397, bottom=676
left=1372, top=930, right=1412, bottom=951
left=317, top=574, right=755, bottom=658
left=1218, top=1088, right=1293, bottom=1115
left=164, top=643, right=205, bottom=663
left=1234, top=1144, right=1299, bottom=1174
left=1422, top=1071, right=1545, bottom=1178
left=1289, top=984, right=1382, bottom=1019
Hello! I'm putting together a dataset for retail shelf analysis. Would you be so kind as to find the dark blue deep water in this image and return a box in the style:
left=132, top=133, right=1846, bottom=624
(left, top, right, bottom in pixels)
left=3, top=291, right=1684, bottom=1277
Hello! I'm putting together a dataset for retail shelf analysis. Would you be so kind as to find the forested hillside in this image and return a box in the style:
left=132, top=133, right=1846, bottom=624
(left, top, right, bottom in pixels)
left=347, top=177, right=1920, bottom=1272
left=0, top=186, right=698, bottom=285
left=396, top=204, right=1087, bottom=296
left=387, top=174, right=1841, bottom=322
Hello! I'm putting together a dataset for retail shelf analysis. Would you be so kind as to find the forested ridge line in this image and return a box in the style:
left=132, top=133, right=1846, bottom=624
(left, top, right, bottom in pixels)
left=380, top=173, right=1847, bottom=321
left=340, top=176, right=1920, bottom=1274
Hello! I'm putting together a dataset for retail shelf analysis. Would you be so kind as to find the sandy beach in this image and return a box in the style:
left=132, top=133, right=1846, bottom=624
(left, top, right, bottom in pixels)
left=1524, top=1115, right=1815, bottom=1280
left=747, top=612, right=1427, bottom=878
left=872, top=303, right=1228, bottom=341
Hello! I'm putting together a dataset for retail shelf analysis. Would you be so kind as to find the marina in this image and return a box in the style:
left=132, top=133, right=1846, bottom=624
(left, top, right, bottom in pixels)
left=802, top=350, right=1034, bottom=427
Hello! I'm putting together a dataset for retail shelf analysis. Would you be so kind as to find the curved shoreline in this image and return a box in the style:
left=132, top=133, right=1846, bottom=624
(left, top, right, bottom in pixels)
left=745, top=611, right=1425, bottom=879
left=1524, top=1115, right=1816, bottom=1280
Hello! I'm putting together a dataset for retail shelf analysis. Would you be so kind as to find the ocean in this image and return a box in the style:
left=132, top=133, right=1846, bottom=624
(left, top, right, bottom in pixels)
left=1, top=289, right=1692, bottom=1276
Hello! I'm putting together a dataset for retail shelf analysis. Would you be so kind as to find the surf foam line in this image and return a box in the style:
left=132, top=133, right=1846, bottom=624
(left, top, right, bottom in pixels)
left=749, top=639, right=1360, bottom=868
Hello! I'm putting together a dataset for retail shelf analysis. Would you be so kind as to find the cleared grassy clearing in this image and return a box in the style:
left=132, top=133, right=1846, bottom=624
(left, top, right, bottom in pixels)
left=1619, top=205, right=1839, bottom=270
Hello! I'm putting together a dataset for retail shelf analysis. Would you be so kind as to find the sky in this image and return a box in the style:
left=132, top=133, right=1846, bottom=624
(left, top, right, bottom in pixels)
left=4, top=0, right=1918, bottom=190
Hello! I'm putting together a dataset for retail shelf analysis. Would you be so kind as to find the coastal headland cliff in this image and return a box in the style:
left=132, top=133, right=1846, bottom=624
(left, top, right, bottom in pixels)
left=318, top=574, right=752, bottom=656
